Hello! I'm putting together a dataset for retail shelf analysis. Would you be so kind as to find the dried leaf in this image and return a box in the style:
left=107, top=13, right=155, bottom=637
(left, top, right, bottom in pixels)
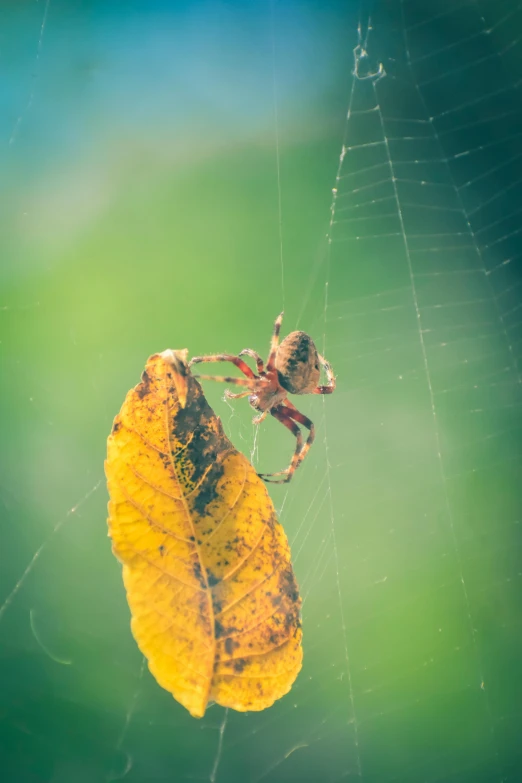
left=105, top=349, right=302, bottom=718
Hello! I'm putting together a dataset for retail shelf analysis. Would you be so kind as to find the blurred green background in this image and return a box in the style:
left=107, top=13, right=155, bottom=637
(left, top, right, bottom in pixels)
left=1, top=1, right=522, bottom=781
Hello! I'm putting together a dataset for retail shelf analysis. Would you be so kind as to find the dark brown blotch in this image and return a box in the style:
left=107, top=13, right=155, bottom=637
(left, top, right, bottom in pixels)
left=284, top=607, right=301, bottom=633
left=192, top=460, right=225, bottom=516
left=171, top=384, right=229, bottom=514
left=192, top=560, right=206, bottom=589
left=137, top=370, right=151, bottom=399
left=172, top=380, right=216, bottom=444
left=215, top=620, right=237, bottom=639
left=207, top=571, right=219, bottom=588
left=212, top=598, right=223, bottom=615
left=224, top=536, right=240, bottom=552
left=278, top=565, right=300, bottom=605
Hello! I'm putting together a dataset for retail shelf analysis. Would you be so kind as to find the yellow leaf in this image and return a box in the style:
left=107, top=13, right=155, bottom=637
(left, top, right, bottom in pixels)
left=105, top=349, right=302, bottom=718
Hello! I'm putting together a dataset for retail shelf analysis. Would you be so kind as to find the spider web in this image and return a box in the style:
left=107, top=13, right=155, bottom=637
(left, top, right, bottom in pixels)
left=1, top=1, right=522, bottom=782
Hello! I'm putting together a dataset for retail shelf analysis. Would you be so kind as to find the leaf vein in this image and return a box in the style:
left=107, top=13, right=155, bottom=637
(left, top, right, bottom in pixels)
left=119, top=420, right=166, bottom=457
left=136, top=606, right=213, bottom=653
left=217, top=663, right=301, bottom=680
left=122, top=543, right=203, bottom=593
left=114, top=479, right=193, bottom=544
left=217, top=556, right=287, bottom=617
left=205, top=460, right=248, bottom=542
left=124, top=460, right=183, bottom=503
left=223, top=634, right=297, bottom=662
left=220, top=517, right=273, bottom=583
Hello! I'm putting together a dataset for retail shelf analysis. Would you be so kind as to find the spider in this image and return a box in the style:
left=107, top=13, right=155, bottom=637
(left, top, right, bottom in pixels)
left=189, top=312, right=336, bottom=483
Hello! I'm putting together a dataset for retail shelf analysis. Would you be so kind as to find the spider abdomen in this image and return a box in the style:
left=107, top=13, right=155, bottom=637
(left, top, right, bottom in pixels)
left=275, top=331, right=321, bottom=395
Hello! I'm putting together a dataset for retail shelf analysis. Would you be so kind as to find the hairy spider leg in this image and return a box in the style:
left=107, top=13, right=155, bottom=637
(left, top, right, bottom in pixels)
left=193, top=375, right=252, bottom=387
left=266, top=311, right=284, bottom=371
left=258, top=406, right=302, bottom=483
left=286, top=406, right=315, bottom=469
left=224, top=389, right=251, bottom=400
left=189, top=353, right=258, bottom=379
left=312, top=354, right=336, bottom=395
left=258, top=404, right=315, bottom=483
left=239, top=348, right=265, bottom=374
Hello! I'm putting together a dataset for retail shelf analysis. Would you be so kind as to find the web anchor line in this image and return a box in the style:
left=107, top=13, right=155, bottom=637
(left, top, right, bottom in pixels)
left=0, top=480, right=102, bottom=624
left=270, top=0, right=285, bottom=310
left=312, top=16, right=389, bottom=778
left=209, top=708, right=228, bottom=783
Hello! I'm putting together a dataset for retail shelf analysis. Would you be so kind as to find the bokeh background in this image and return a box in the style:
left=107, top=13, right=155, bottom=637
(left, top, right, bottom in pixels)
left=1, top=1, right=522, bottom=781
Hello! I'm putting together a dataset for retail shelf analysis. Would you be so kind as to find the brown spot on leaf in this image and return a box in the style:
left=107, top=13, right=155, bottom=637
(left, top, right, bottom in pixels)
left=137, top=370, right=151, bottom=399
left=192, top=560, right=206, bottom=589
left=192, top=460, right=225, bottom=516
left=207, top=572, right=219, bottom=587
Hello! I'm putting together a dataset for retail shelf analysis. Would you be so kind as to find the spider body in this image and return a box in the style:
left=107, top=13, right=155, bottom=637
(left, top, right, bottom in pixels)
left=189, top=313, right=335, bottom=483
left=248, top=383, right=287, bottom=416
left=275, top=331, right=321, bottom=395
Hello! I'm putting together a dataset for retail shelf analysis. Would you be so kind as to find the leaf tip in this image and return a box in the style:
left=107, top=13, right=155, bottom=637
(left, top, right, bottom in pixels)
left=160, top=349, right=190, bottom=408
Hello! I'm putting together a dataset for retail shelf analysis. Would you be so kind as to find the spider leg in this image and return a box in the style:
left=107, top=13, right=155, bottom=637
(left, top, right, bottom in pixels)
left=252, top=411, right=268, bottom=425
left=224, top=389, right=250, bottom=400
left=258, top=404, right=303, bottom=484
left=285, top=406, right=315, bottom=471
left=193, top=375, right=252, bottom=388
left=239, top=348, right=265, bottom=374
left=189, top=353, right=257, bottom=379
left=311, top=354, right=336, bottom=394
left=266, top=311, right=284, bottom=371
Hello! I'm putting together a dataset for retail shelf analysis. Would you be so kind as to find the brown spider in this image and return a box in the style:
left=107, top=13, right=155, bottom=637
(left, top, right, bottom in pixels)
left=189, top=312, right=336, bottom=483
